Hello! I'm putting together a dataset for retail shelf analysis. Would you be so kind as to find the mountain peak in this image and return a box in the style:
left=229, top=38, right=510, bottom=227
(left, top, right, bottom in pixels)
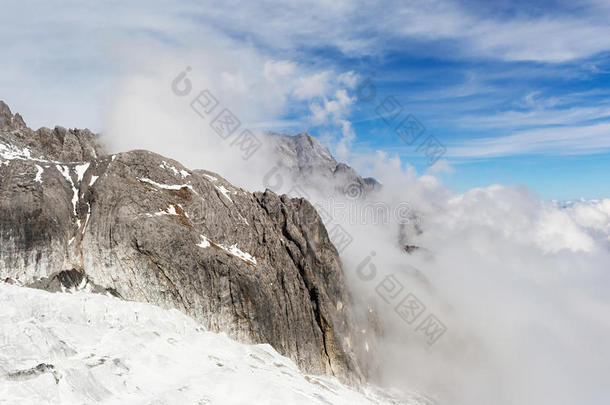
left=267, top=131, right=380, bottom=197
left=0, top=100, right=27, bottom=131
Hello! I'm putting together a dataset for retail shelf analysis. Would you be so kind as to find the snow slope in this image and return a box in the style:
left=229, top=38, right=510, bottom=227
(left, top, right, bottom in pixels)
left=0, top=284, right=430, bottom=405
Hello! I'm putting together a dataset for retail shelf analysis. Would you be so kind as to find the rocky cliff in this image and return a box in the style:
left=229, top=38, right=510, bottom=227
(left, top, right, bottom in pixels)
left=0, top=101, right=365, bottom=385
left=268, top=132, right=380, bottom=197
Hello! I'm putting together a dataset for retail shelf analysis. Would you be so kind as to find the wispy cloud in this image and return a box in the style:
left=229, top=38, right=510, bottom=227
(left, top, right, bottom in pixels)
left=447, top=122, right=610, bottom=157
left=2, top=0, right=610, bottom=165
left=455, top=105, right=610, bottom=130
left=188, top=0, right=610, bottom=62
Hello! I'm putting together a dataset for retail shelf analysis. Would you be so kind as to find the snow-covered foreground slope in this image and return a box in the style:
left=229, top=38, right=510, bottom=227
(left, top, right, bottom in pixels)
left=0, top=284, right=431, bottom=405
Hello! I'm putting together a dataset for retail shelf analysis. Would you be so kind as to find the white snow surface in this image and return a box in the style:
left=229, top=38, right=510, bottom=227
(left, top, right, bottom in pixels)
left=0, top=142, right=63, bottom=166
left=160, top=161, right=190, bottom=179
left=214, top=185, right=233, bottom=202
left=197, top=235, right=257, bottom=266
left=74, top=163, right=90, bottom=184
left=145, top=204, right=180, bottom=217
left=0, top=142, right=34, bottom=163
left=89, top=175, right=99, bottom=187
left=222, top=243, right=257, bottom=266
left=197, top=235, right=211, bottom=248
left=34, top=165, right=44, bottom=183
left=0, top=284, right=423, bottom=405
left=139, top=177, right=196, bottom=193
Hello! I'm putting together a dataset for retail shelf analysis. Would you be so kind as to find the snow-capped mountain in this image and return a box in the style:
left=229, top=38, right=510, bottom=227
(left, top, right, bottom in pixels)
left=0, top=101, right=373, bottom=387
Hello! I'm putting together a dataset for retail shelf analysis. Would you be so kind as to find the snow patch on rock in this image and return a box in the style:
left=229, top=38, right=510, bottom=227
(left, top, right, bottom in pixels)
left=89, top=175, right=99, bottom=186
left=139, top=177, right=196, bottom=193
left=215, top=185, right=234, bottom=202
left=197, top=235, right=257, bottom=266
left=34, top=165, right=44, bottom=183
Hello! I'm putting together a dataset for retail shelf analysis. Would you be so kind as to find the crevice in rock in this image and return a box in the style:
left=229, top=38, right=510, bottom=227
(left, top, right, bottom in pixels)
left=136, top=245, right=188, bottom=311
left=279, top=213, right=334, bottom=376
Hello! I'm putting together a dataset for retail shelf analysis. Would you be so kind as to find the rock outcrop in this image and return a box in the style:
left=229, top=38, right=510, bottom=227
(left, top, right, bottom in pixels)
left=268, top=132, right=380, bottom=197
left=0, top=101, right=365, bottom=385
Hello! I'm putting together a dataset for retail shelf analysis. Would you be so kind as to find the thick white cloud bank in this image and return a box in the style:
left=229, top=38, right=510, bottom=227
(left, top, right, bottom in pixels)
left=249, top=147, right=610, bottom=405
left=330, top=160, right=610, bottom=405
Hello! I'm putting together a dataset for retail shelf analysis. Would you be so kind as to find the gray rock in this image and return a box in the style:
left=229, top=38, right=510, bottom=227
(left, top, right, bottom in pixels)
left=7, top=363, right=60, bottom=384
left=268, top=132, right=380, bottom=198
left=0, top=102, right=365, bottom=385
left=0, top=100, right=103, bottom=162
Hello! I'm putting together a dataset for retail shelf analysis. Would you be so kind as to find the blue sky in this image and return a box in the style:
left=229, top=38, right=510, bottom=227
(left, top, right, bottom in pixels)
left=342, top=51, right=610, bottom=200
left=1, top=0, right=609, bottom=200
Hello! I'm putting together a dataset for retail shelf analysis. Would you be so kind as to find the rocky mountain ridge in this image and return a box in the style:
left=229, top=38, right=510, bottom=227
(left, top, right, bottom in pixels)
left=0, top=101, right=370, bottom=385
left=268, top=132, right=380, bottom=198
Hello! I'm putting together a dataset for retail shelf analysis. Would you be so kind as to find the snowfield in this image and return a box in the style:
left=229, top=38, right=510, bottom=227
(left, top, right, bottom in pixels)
left=0, top=283, right=429, bottom=405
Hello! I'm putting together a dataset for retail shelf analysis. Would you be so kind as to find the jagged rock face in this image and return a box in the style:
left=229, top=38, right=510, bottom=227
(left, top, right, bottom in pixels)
left=268, top=132, right=380, bottom=197
left=0, top=102, right=102, bottom=163
left=0, top=101, right=364, bottom=385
